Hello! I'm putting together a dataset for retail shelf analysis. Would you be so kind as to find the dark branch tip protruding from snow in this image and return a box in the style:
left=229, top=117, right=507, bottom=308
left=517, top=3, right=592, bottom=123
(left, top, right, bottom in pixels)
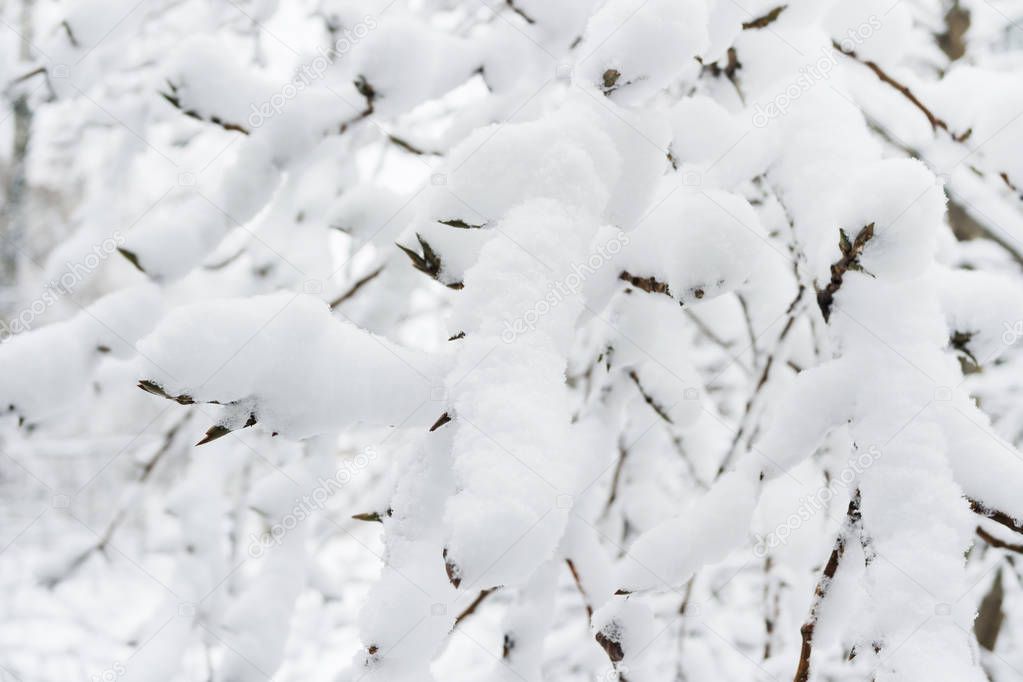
left=118, top=247, right=146, bottom=274
left=816, top=223, right=875, bottom=322
left=396, top=234, right=463, bottom=290
left=437, top=218, right=486, bottom=229
left=429, top=412, right=452, bottom=432
left=595, top=626, right=625, bottom=663
left=443, top=548, right=462, bottom=588
left=137, top=379, right=195, bottom=405
left=742, top=5, right=787, bottom=30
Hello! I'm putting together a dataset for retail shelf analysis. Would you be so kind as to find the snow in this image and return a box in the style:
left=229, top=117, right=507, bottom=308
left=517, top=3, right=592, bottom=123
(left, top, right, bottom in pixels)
left=137, top=293, right=446, bottom=439
left=6, top=1, right=1023, bottom=681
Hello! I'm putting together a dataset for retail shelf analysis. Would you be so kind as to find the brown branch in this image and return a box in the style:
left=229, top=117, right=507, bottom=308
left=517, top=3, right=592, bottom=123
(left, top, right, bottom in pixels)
left=816, top=224, right=874, bottom=323
left=975, top=567, right=1005, bottom=651
left=716, top=285, right=805, bottom=478
left=865, top=119, right=1023, bottom=267
left=60, top=20, right=79, bottom=47
left=160, top=82, right=250, bottom=135
left=977, top=526, right=1023, bottom=554
left=832, top=42, right=971, bottom=141
left=506, top=0, right=536, bottom=24
left=937, top=1, right=970, bottom=62
left=970, top=498, right=1023, bottom=536
left=43, top=414, right=191, bottom=588
left=794, top=493, right=861, bottom=682
left=387, top=134, right=440, bottom=156
left=603, top=440, right=629, bottom=515
left=743, top=5, right=786, bottom=30
left=452, top=587, right=498, bottom=628
left=566, top=558, right=594, bottom=619
left=619, top=270, right=675, bottom=301
left=627, top=369, right=673, bottom=424
left=329, top=265, right=385, bottom=308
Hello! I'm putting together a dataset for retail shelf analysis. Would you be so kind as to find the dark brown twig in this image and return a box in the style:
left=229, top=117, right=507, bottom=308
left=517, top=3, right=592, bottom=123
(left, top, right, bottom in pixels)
left=816, top=224, right=874, bottom=323
left=330, top=265, right=385, bottom=308
left=794, top=493, right=861, bottom=682
left=970, top=499, right=1023, bottom=536
left=160, top=82, right=250, bottom=135
left=742, top=5, right=786, bottom=30
left=977, top=526, right=1023, bottom=554
left=452, top=587, right=498, bottom=628
left=832, top=42, right=971, bottom=141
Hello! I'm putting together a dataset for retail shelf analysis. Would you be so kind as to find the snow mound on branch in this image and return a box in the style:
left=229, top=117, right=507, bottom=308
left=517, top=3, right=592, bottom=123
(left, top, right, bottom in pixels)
left=442, top=200, right=601, bottom=588
left=136, top=293, right=445, bottom=438
left=616, top=469, right=758, bottom=591
left=0, top=285, right=162, bottom=423
left=834, top=159, right=945, bottom=281
left=938, top=269, right=1023, bottom=364
left=352, top=16, right=479, bottom=116
left=166, top=36, right=274, bottom=128
left=824, top=0, right=911, bottom=65
left=410, top=98, right=622, bottom=285
left=617, top=188, right=772, bottom=304
left=576, top=0, right=709, bottom=103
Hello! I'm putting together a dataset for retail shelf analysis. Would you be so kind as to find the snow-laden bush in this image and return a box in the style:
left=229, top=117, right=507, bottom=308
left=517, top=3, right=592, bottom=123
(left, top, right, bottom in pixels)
left=3, top=0, right=1023, bottom=680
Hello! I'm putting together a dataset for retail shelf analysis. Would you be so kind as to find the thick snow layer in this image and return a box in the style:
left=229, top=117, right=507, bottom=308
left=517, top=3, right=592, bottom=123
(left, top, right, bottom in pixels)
left=617, top=469, right=758, bottom=591
left=616, top=187, right=773, bottom=305
left=0, top=285, right=162, bottom=423
left=137, top=293, right=445, bottom=439
left=576, top=0, right=709, bottom=104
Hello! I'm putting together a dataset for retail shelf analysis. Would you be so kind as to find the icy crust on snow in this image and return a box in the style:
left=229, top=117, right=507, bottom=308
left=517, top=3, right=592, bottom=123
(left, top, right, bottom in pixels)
left=0, top=285, right=162, bottom=423
left=136, top=293, right=445, bottom=439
